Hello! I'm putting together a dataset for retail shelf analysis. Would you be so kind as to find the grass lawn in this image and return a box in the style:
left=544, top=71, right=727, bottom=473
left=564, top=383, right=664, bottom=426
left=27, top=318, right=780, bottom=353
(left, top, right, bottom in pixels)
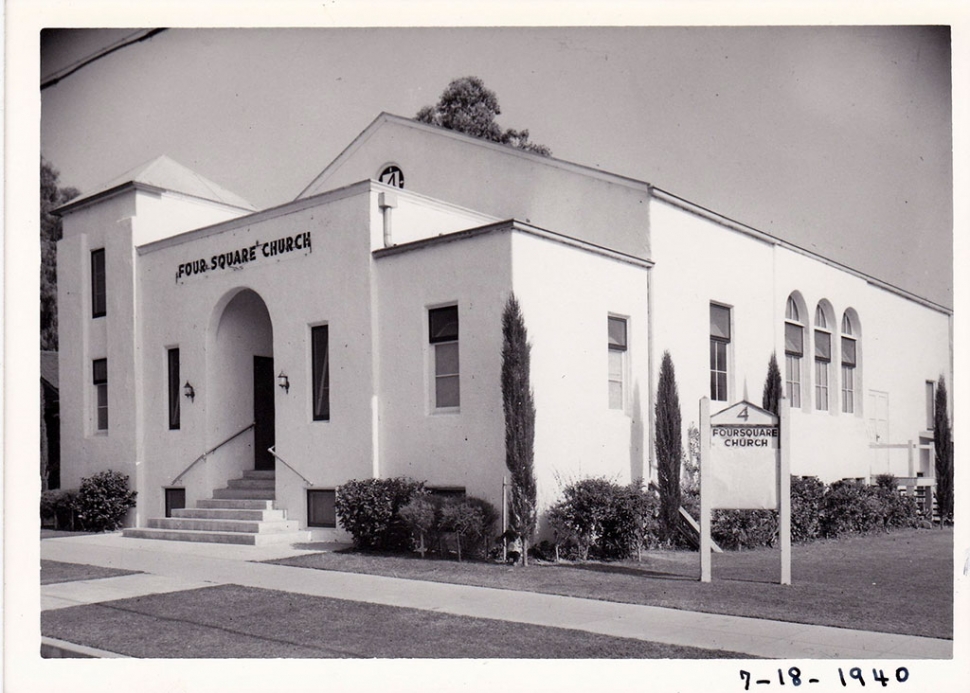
left=41, top=584, right=748, bottom=659
left=41, top=560, right=142, bottom=585
left=269, top=528, right=952, bottom=639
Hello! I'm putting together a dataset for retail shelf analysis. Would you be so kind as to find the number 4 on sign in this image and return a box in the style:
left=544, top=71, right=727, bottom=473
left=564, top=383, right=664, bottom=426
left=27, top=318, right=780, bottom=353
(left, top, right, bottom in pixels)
left=737, top=406, right=749, bottom=420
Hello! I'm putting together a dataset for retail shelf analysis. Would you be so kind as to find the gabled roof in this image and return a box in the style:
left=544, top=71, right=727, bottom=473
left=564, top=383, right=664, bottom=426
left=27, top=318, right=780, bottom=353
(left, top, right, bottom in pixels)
left=41, top=351, right=59, bottom=390
left=297, top=112, right=652, bottom=200
left=56, top=155, right=257, bottom=215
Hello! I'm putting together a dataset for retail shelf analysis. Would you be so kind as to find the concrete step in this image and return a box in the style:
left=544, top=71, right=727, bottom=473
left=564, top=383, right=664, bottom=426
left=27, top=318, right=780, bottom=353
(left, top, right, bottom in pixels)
left=196, top=498, right=274, bottom=510
left=173, top=507, right=286, bottom=521
left=242, top=469, right=276, bottom=480
left=123, top=527, right=309, bottom=546
left=148, top=517, right=301, bottom=533
left=227, top=477, right=276, bottom=490
left=212, top=487, right=276, bottom=501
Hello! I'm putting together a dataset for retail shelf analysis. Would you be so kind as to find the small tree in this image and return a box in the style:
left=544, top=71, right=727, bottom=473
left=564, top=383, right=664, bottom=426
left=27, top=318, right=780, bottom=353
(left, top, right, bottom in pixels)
left=502, top=294, right=537, bottom=564
left=654, top=351, right=682, bottom=545
left=398, top=497, right=436, bottom=557
left=934, top=375, right=954, bottom=524
left=762, top=352, right=783, bottom=416
left=416, top=76, right=552, bottom=156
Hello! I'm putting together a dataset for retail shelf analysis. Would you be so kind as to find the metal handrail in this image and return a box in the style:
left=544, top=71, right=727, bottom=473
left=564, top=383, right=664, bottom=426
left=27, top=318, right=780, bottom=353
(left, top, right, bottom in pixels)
left=268, top=445, right=314, bottom=487
left=170, top=421, right=256, bottom=486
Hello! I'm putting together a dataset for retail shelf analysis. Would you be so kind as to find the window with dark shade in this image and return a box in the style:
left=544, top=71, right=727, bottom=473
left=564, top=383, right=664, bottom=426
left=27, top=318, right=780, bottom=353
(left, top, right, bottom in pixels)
left=93, top=358, right=108, bottom=431
left=91, top=248, right=106, bottom=318
left=429, top=306, right=459, bottom=409
left=709, top=304, right=730, bottom=401
left=608, top=316, right=627, bottom=410
left=307, top=489, right=336, bottom=527
left=312, top=325, right=330, bottom=421
left=168, top=348, right=180, bottom=430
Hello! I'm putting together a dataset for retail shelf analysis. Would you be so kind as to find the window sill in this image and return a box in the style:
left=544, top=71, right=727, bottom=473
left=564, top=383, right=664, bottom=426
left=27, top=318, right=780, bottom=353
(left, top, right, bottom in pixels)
left=431, top=407, right=461, bottom=416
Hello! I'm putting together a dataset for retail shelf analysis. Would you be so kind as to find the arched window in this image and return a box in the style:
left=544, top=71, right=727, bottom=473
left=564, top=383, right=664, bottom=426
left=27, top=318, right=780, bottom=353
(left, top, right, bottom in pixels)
left=841, top=312, right=857, bottom=413
left=814, top=304, right=831, bottom=411
left=784, top=295, right=803, bottom=408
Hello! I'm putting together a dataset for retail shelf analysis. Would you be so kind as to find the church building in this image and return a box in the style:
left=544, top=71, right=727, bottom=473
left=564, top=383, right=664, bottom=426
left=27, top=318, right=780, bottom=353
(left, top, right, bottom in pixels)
left=54, top=113, right=952, bottom=543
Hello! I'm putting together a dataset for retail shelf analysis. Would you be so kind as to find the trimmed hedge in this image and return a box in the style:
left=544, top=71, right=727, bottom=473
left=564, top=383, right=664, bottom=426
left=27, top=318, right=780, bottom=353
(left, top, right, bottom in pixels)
left=74, top=470, right=137, bottom=532
left=399, top=494, right=499, bottom=561
left=548, top=479, right=660, bottom=560
left=334, top=477, right=426, bottom=550
left=41, top=489, right=80, bottom=530
left=708, top=475, right=924, bottom=550
left=548, top=474, right=926, bottom=557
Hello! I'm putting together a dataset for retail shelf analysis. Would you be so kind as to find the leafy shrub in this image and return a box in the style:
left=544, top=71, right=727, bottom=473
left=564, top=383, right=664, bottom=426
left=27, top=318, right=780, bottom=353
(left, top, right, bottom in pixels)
left=398, top=497, right=436, bottom=556
left=600, top=482, right=660, bottom=558
left=790, top=475, right=826, bottom=542
left=74, top=471, right=137, bottom=532
left=548, top=478, right=660, bottom=560
left=820, top=480, right=881, bottom=537
left=547, top=478, right=616, bottom=560
left=335, top=477, right=426, bottom=550
left=399, top=494, right=499, bottom=561
left=711, top=509, right=778, bottom=550
left=41, top=489, right=79, bottom=530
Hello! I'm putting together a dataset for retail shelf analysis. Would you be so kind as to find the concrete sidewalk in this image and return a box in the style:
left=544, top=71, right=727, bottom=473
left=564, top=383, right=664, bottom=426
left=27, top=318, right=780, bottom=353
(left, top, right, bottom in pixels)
left=41, top=533, right=952, bottom=660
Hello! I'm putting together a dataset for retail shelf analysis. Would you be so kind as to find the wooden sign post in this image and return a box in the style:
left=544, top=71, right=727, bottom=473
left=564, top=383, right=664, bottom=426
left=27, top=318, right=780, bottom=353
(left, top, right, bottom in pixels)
left=700, top=396, right=791, bottom=585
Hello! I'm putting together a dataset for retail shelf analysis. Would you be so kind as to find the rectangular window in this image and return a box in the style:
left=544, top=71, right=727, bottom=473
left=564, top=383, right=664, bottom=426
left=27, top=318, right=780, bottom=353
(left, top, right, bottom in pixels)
left=168, top=348, right=180, bottom=430
left=312, top=325, right=330, bottom=421
left=93, top=358, right=108, bottom=431
left=307, top=489, right=336, bottom=528
left=164, top=488, right=186, bottom=518
left=91, top=248, right=106, bottom=318
left=786, top=354, right=802, bottom=408
left=429, top=305, right=459, bottom=410
left=710, top=304, right=730, bottom=401
left=841, top=336, right=856, bottom=414
left=608, top=316, right=627, bottom=410
left=841, top=365, right=854, bottom=414
left=926, top=380, right=935, bottom=430
left=815, top=360, right=829, bottom=411
left=815, top=330, right=830, bottom=411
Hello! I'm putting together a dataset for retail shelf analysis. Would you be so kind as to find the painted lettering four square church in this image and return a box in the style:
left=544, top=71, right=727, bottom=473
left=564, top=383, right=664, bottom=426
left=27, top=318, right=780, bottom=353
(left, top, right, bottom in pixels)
left=54, top=113, right=953, bottom=543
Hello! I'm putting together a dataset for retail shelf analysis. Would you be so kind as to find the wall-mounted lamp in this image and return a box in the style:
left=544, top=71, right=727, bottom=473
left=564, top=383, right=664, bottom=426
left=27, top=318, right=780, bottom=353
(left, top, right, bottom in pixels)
left=277, top=371, right=290, bottom=393
left=183, top=381, right=195, bottom=401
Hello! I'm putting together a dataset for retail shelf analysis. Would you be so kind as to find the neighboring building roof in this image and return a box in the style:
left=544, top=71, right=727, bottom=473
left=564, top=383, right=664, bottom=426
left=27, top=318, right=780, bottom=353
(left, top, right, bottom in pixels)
left=41, top=350, right=59, bottom=390
left=55, top=155, right=258, bottom=215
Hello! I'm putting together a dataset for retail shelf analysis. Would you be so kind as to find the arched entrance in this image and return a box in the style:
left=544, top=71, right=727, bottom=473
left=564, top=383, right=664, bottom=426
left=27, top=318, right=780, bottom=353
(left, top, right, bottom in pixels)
left=209, top=288, right=275, bottom=471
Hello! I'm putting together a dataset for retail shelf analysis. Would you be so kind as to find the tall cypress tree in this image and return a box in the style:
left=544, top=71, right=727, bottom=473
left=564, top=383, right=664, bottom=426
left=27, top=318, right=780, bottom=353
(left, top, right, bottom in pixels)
left=933, top=375, right=953, bottom=524
left=762, top=352, right=783, bottom=416
left=655, top=350, right=682, bottom=545
left=502, top=293, right=537, bottom=564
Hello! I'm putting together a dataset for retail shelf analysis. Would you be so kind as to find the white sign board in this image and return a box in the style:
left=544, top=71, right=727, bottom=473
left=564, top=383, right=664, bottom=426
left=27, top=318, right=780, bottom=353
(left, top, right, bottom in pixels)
left=709, top=402, right=779, bottom=509
left=699, top=397, right=792, bottom=585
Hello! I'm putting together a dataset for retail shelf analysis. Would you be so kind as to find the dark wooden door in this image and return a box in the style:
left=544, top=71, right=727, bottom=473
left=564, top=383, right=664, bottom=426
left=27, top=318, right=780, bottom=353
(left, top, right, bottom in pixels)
left=253, top=356, right=276, bottom=470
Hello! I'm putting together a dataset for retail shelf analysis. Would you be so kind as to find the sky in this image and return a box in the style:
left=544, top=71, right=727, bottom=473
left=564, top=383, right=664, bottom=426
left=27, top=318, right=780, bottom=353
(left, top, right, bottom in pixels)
left=41, top=26, right=953, bottom=307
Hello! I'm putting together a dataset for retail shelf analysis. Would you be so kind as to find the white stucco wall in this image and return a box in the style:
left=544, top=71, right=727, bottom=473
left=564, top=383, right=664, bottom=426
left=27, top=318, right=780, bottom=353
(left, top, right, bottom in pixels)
left=57, top=194, right=139, bottom=519
left=303, top=116, right=652, bottom=260
left=135, top=184, right=378, bottom=530
left=510, top=232, right=651, bottom=511
left=134, top=189, right=253, bottom=246
left=373, top=230, right=512, bottom=514
left=650, top=196, right=951, bottom=484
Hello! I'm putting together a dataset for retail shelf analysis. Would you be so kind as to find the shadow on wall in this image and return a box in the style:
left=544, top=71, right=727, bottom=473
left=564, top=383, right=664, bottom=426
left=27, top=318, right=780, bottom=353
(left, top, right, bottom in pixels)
left=630, top=383, right=644, bottom=484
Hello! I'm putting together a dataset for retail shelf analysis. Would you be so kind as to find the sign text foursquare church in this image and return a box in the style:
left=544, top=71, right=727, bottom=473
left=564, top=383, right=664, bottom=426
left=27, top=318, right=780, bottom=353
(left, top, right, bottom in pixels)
left=176, top=231, right=312, bottom=281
